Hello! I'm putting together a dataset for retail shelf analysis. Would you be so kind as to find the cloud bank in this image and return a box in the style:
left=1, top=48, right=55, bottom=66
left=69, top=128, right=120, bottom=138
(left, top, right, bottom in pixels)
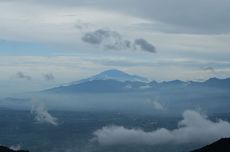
left=18, top=0, right=230, bottom=34
left=31, top=99, right=58, bottom=126
left=93, top=110, right=230, bottom=145
left=81, top=29, right=155, bottom=53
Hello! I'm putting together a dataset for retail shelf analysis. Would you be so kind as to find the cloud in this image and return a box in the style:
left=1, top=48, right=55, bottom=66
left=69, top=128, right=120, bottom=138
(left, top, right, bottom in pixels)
left=10, top=145, right=21, bottom=151
left=15, top=72, right=31, bottom=80
left=81, top=29, right=130, bottom=50
left=81, top=28, right=155, bottom=53
left=19, top=0, right=230, bottom=34
left=146, top=99, right=164, bottom=110
left=152, top=100, right=164, bottom=110
left=44, top=73, right=55, bottom=81
left=93, top=110, right=230, bottom=145
left=74, top=20, right=92, bottom=30
left=31, top=98, right=58, bottom=126
left=134, top=38, right=156, bottom=53
left=201, top=67, right=215, bottom=73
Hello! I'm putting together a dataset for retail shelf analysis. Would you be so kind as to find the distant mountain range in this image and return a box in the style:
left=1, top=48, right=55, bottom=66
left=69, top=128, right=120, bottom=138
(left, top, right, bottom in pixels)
left=43, top=69, right=230, bottom=93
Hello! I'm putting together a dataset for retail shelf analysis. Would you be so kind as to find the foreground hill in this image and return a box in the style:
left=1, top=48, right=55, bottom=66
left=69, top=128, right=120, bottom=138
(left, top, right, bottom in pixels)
left=191, top=138, right=230, bottom=152
left=0, top=146, right=29, bottom=152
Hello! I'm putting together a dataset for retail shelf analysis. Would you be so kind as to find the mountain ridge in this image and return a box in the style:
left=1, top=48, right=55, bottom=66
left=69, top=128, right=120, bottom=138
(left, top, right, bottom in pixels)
left=42, top=69, right=230, bottom=93
left=191, top=138, right=230, bottom=152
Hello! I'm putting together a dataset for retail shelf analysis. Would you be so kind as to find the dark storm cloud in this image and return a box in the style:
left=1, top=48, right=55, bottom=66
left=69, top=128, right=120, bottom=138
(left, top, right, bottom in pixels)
left=81, top=29, right=156, bottom=53
left=44, top=73, right=55, bottom=81
left=16, top=72, right=31, bottom=80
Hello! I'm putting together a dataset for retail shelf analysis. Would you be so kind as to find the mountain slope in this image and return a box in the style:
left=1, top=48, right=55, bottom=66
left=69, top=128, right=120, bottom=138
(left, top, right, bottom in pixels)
left=191, top=138, right=230, bottom=152
left=71, top=69, right=149, bottom=84
left=45, top=79, right=147, bottom=93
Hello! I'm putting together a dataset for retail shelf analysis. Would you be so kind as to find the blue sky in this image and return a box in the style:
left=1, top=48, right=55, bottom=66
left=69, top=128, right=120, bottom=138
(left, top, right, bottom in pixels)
left=0, top=0, right=230, bottom=94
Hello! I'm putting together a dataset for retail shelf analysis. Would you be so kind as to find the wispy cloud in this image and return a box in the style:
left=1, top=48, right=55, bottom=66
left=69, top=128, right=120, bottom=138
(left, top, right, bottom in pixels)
left=93, top=110, right=230, bottom=145
left=81, top=28, right=156, bottom=53
left=134, top=38, right=156, bottom=53
left=146, top=99, right=164, bottom=110
left=201, top=67, right=215, bottom=73
left=44, top=73, right=55, bottom=81
left=15, top=72, right=31, bottom=80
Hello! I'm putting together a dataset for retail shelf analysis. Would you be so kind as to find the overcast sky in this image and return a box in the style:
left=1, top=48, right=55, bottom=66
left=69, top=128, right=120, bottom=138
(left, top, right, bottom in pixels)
left=0, top=0, right=230, bottom=94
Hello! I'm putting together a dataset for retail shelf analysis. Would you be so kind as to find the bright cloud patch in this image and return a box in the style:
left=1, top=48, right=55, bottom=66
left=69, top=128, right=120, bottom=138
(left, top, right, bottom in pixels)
left=31, top=98, right=58, bottom=126
left=93, top=110, right=230, bottom=145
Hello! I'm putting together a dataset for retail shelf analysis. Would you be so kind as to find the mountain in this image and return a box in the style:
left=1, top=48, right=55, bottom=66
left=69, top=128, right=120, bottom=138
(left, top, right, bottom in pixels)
left=200, top=77, right=230, bottom=88
left=45, top=79, right=146, bottom=93
left=71, top=69, right=149, bottom=84
left=43, top=69, right=149, bottom=93
left=191, top=138, right=230, bottom=152
left=43, top=69, right=230, bottom=93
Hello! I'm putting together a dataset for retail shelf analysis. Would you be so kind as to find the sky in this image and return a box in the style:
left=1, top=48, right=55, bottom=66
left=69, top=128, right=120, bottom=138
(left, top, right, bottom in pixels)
left=0, top=0, right=230, bottom=94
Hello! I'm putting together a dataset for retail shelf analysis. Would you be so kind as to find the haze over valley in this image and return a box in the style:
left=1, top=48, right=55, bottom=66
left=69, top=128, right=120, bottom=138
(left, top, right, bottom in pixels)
left=0, top=0, right=230, bottom=152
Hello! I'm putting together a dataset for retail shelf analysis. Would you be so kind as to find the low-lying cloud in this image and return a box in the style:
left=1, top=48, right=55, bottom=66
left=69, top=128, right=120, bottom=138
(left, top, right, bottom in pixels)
left=15, top=72, right=31, bottom=80
left=31, top=98, right=58, bottom=126
left=81, top=28, right=155, bottom=53
left=146, top=99, right=164, bottom=110
left=93, top=110, right=230, bottom=145
left=9, top=145, right=21, bottom=151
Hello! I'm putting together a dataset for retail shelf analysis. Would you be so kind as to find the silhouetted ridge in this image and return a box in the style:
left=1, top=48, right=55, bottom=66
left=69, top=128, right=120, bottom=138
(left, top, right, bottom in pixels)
left=0, top=146, right=29, bottom=152
left=191, top=138, right=230, bottom=152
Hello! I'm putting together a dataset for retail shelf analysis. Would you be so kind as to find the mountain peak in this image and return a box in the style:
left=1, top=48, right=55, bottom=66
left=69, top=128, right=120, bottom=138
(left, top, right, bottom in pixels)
left=71, top=69, right=149, bottom=85
left=92, top=69, right=149, bottom=82
left=97, top=69, right=129, bottom=76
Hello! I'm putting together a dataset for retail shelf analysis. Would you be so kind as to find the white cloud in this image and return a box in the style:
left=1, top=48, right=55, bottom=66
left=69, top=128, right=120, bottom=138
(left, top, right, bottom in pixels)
left=31, top=98, right=58, bottom=126
left=146, top=99, right=164, bottom=110
left=93, top=110, right=230, bottom=145
left=9, top=145, right=21, bottom=151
